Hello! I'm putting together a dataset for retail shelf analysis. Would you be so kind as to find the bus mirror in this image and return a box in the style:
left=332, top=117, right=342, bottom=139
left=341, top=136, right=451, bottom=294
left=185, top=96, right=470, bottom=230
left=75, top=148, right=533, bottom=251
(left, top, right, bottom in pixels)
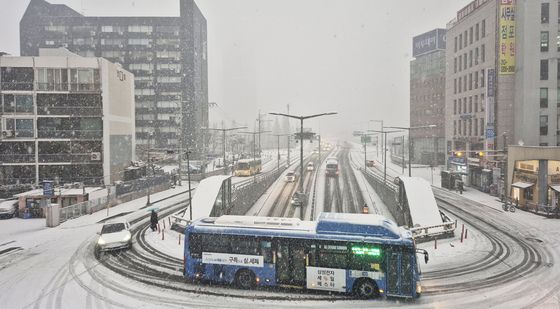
left=424, top=252, right=429, bottom=264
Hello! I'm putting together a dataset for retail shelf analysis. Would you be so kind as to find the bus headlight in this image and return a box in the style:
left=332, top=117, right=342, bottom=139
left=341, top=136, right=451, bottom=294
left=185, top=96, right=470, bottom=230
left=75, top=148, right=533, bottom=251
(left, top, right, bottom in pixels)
left=97, top=238, right=106, bottom=245
left=416, top=282, right=422, bottom=294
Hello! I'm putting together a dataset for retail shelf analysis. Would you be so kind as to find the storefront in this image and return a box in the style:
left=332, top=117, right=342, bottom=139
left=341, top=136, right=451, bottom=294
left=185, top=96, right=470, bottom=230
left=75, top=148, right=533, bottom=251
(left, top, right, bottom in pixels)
left=13, top=187, right=100, bottom=218
left=507, top=146, right=560, bottom=212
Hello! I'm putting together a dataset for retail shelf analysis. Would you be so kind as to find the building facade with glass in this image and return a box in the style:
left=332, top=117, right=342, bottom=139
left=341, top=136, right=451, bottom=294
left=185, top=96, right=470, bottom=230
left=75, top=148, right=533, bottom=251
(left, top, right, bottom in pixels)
left=0, top=48, right=135, bottom=186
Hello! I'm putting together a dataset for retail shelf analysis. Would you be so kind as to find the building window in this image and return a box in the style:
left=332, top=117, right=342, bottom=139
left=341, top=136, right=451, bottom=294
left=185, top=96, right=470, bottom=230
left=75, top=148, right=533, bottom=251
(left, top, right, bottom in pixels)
left=469, top=27, right=473, bottom=45
left=541, top=31, right=550, bottom=52
left=454, top=120, right=457, bottom=135
left=469, top=96, right=473, bottom=113
left=541, top=59, right=549, bottom=80
left=454, top=37, right=458, bottom=53
left=481, top=69, right=485, bottom=88
left=37, top=68, right=69, bottom=91
left=481, top=93, right=485, bottom=111
left=458, top=98, right=462, bottom=114
left=474, top=95, right=479, bottom=112
left=481, top=44, right=485, bottom=62
left=458, top=77, right=462, bottom=93
left=540, top=88, right=549, bottom=108
left=128, top=38, right=152, bottom=46
left=480, top=118, right=484, bottom=136
left=459, top=34, right=463, bottom=50
left=469, top=50, right=473, bottom=67
left=458, top=55, right=462, bottom=71
left=475, top=23, right=480, bottom=41
left=464, top=75, right=467, bottom=92
left=468, top=119, right=472, bottom=136
left=540, top=115, right=549, bottom=135
left=464, top=53, right=467, bottom=69
left=481, top=19, right=486, bottom=38
left=475, top=47, right=479, bottom=65
left=128, top=25, right=153, bottom=33
left=454, top=100, right=457, bottom=114
left=69, top=68, right=99, bottom=91
left=458, top=120, right=462, bottom=135
left=542, top=3, right=550, bottom=23
left=464, top=30, right=468, bottom=47
left=454, top=58, right=457, bottom=73
left=454, top=79, right=457, bottom=94
left=101, top=26, right=114, bottom=32
left=474, top=71, right=479, bottom=89
left=469, top=73, right=473, bottom=91
left=474, top=118, right=478, bottom=136
left=557, top=87, right=560, bottom=107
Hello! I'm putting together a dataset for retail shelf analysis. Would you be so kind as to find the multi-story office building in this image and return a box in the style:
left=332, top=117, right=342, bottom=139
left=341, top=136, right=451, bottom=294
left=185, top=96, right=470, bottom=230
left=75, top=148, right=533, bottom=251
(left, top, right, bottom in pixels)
left=410, top=28, right=447, bottom=165
left=0, top=48, right=135, bottom=186
left=20, top=0, right=208, bottom=157
left=445, top=0, right=514, bottom=190
left=446, top=0, right=560, bottom=193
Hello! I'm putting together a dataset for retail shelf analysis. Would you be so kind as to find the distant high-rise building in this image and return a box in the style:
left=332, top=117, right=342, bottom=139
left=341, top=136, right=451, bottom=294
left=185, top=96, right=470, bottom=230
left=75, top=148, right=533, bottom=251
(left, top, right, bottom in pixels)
left=0, top=48, right=135, bottom=186
left=20, top=0, right=208, bottom=158
left=410, top=28, right=446, bottom=166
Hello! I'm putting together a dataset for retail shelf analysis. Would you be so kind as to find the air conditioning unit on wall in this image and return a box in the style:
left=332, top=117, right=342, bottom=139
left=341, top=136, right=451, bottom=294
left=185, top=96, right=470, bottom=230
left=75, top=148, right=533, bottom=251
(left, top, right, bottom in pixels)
left=90, top=152, right=102, bottom=161
left=2, top=130, right=14, bottom=138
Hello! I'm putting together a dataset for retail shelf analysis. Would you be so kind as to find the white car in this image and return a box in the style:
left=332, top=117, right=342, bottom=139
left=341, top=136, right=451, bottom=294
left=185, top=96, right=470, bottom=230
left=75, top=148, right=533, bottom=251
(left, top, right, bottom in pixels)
left=307, top=162, right=314, bottom=171
left=95, top=220, right=132, bottom=256
left=0, top=199, right=18, bottom=219
left=285, top=171, right=296, bottom=182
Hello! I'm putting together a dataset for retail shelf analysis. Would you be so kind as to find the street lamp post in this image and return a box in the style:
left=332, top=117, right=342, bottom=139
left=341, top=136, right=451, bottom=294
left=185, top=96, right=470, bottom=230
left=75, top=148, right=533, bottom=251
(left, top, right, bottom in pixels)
left=186, top=150, right=193, bottom=220
left=273, top=134, right=291, bottom=171
left=385, top=125, right=437, bottom=177
left=204, top=126, right=248, bottom=175
left=270, top=112, right=337, bottom=220
left=146, top=132, right=153, bottom=206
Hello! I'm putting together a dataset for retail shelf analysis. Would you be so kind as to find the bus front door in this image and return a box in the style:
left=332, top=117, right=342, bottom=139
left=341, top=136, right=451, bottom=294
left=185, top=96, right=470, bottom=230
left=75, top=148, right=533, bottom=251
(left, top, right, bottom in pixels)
left=386, top=249, right=414, bottom=297
left=276, top=241, right=306, bottom=286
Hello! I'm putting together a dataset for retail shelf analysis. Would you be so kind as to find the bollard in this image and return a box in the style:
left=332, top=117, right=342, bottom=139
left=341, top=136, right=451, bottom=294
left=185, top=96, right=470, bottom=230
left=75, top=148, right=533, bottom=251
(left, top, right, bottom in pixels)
left=163, top=220, right=166, bottom=230
left=460, top=224, right=464, bottom=243
left=157, top=223, right=160, bottom=234
left=162, top=229, right=165, bottom=240
left=178, top=234, right=181, bottom=245
left=434, top=238, right=437, bottom=250
left=168, top=217, right=171, bottom=226
left=465, top=229, right=468, bottom=239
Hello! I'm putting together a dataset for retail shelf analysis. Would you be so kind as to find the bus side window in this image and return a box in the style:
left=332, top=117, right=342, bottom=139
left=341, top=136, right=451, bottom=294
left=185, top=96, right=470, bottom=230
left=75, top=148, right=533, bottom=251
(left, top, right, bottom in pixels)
left=203, top=234, right=231, bottom=253
left=189, top=234, right=202, bottom=258
left=317, top=242, right=348, bottom=269
left=260, top=240, right=273, bottom=263
left=230, top=236, right=259, bottom=256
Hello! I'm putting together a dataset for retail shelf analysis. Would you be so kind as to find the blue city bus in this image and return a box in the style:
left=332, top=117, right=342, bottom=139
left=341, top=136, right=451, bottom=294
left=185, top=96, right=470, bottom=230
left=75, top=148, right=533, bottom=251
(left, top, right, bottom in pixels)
left=184, top=212, right=428, bottom=299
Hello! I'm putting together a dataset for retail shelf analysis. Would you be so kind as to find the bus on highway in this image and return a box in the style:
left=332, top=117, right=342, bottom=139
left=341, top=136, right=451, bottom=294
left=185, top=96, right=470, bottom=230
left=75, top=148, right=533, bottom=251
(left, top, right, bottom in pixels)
left=234, top=159, right=262, bottom=176
left=325, top=158, right=339, bottom=177
left=184, top=213, right=427, bottom=299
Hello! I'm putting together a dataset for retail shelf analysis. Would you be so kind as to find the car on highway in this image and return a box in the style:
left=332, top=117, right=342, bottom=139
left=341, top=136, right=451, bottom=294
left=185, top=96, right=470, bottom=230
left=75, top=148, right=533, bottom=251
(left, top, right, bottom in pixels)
left=0, top=199, right=18, bottom=219
left=307, top=162, right=314, bottom=171
left=291, top=192, right=305, bottom=207
left=95, top=219, right=132, bottom=256
left=285, top=171, right=296, bottom=182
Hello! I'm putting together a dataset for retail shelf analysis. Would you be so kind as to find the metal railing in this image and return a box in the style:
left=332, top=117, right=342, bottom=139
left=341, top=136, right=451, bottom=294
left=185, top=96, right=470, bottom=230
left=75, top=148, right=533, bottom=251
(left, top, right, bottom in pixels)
left=59, top=192, right=116, bottom=223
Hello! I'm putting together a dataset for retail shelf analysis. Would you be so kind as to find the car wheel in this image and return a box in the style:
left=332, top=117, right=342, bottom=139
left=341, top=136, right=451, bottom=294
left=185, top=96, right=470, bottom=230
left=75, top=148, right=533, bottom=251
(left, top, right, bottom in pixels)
left=235, top=269, right=256, bottom=289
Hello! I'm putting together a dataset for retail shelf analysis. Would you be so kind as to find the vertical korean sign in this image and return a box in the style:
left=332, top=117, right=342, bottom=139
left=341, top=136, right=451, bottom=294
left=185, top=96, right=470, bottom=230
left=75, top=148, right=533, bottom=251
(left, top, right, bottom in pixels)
left=485, top=68, right=496, bottom=152
left=499, top=0, right=516, bottom=75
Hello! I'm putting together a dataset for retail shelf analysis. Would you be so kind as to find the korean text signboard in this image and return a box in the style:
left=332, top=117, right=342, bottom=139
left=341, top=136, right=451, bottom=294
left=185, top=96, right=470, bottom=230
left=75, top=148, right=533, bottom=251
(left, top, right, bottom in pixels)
left=43, top=181, right=54, bottom=197
left=202, top=252, right=264, bottom=268
left=306, top=267, right=346, bottom=292
left=485, top=68, right=496, bottom=151
left=499, top=0, right=516, bottom=75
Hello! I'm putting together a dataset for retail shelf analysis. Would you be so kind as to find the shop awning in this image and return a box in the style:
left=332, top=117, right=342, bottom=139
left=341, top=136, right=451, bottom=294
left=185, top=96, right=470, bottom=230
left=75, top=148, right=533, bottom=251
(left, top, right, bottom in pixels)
left=512, top=182, right=535, bottom=189
left=550, top=185, right=560, bottom=193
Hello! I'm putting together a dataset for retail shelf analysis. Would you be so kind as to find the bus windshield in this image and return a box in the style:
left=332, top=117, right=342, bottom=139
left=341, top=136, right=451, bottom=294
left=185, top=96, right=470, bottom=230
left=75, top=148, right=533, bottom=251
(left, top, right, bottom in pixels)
left=237, top=162, right=250, bottom=170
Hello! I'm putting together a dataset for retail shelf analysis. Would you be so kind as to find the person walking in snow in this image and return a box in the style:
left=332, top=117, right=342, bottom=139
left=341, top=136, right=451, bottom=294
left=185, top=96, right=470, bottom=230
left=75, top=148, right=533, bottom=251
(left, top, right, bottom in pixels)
left=150, top=209, right=158, bottom=231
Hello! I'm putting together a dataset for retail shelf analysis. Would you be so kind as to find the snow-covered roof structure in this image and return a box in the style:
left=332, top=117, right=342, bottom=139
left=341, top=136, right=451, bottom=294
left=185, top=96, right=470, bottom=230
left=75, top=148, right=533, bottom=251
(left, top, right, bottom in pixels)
left=398, top=177, right=443, bottom=229
left=183, top=175, right=232, bottom=221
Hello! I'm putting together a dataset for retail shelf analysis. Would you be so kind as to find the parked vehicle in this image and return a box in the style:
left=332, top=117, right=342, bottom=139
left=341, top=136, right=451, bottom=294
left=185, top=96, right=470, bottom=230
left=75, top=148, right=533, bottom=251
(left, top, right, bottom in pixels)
left=0, top=199, right=18, bottom=219
left=95, top=220, right=132, bottom=257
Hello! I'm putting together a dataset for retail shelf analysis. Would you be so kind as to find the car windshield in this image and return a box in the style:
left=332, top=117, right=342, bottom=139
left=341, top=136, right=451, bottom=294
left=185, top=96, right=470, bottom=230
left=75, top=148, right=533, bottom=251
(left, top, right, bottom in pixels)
left=101, top=223, right=126, bottom=234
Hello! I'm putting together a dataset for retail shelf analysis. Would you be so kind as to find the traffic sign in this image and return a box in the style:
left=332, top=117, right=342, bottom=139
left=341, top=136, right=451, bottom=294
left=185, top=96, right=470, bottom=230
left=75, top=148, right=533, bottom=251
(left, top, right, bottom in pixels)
left=361, top=135, right=371, bottom=143
left=486, top=128, right=495, bottom=138
left=43, top=181, right=54, bottom=197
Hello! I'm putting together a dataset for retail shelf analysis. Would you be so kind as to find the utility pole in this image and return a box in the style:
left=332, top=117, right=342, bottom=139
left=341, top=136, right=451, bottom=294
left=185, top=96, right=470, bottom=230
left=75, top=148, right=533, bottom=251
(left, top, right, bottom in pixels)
left=273, top=134, right=291, bottom=171
left=503, top=133, right=508, bottom=202
left=186, top=150, right=193, bottom=220
left=287, top=104, right=290, bottom=164
left=369, top=129, right=404, bottom=184
left=146, top=132, right=152, bottom=206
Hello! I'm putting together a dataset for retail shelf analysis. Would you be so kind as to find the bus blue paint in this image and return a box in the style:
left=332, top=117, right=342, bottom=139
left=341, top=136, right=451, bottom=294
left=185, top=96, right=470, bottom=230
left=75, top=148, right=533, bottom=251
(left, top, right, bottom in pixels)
left=184, top=213, right=424, bottom=299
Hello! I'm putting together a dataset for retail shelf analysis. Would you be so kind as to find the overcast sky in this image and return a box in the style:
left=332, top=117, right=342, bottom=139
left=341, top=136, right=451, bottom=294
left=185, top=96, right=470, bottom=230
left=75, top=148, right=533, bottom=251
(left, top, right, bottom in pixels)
left=0, top=0, right=470, bottom=140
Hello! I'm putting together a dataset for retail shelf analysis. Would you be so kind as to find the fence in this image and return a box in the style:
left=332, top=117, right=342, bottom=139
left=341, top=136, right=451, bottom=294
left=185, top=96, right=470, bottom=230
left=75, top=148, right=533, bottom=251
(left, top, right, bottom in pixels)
left=229, top=167, right=287, bottom=216
left=59, top=174, right=172, bottom=223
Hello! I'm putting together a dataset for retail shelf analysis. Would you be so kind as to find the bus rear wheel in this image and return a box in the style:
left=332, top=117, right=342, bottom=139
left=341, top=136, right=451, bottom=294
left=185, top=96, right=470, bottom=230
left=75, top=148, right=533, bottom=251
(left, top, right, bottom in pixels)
left=354, top=278, right=379, bottom=299
left=235, top=269, right=256, bottom=289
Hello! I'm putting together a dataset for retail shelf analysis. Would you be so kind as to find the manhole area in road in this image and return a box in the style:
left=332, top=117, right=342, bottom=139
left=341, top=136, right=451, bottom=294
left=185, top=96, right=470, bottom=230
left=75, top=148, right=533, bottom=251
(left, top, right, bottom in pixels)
left=525, top=237, right=544, bottom=243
